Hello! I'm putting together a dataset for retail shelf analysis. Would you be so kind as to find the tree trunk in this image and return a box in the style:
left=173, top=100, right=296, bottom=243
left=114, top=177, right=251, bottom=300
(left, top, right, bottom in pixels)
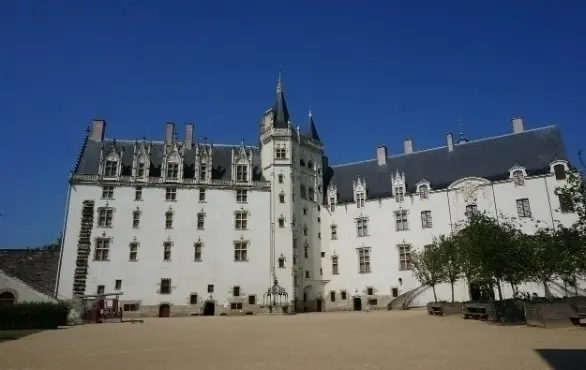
left=432, top=285, right=438, bottom=302
left=543, top=279, right=553, bottom=298
left=563, top=281, right=569, bottom=297
left=495, top=279, right=503, bottom=301
left=510, top=282, right=517, bottom=296
left=450, top=281, right=455, bottom=303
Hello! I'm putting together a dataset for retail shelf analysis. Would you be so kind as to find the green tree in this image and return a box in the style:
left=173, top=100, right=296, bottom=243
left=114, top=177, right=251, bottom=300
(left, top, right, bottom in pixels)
left=411, top=244, right=445, bottom=302
left=436, top=235, right=461, bottom=303
left=522, top=227, right=566, bottom=298
left=555, top=152, right=586, bottom=232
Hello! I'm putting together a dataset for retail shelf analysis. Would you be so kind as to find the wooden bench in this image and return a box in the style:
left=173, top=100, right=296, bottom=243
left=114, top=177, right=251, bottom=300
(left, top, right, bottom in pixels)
left=463, top=305, right=489, bottom=320
left=428, top=306, right=444, bottom=316
left=569, top=305, right=586, bottom=326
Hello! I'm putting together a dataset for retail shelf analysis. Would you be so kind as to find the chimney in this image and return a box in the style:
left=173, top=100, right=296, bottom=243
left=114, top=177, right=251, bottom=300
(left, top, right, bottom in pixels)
left=90, top=119, right=106, bottom=141
left=512, top=117, right=524, bottom=133
left=376, top=146, right=388, bottom=166
left=446, top=133, right=454, bottom=152
left=184, top=123, right=194, bottom=148
left=165, top=122, right=175, bottom=145
left=404, top=137, right=413, bottom=154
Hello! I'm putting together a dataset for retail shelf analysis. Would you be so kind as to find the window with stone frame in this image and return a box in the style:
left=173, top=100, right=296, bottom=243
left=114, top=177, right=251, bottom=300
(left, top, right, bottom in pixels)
left=395, top=187, right=405, bottom=202
left=199, top=188, right=206, bottom=202
left=137, top=161, right=146, bottom=177
left=304, top=242, right=310, bottom=258
left=331, top=224, right=338, bottom=240
left=398, top=244, right=412, bottom=270
left=553, top=164, right=566, bottom=180
left=332, top=255, right=339, bottom=275
left=419, top=184, right=429, bottom=200
left=516, top=198, right=532, bottom=218
left=194, top=242, right=203, bottom=261
left=233, top=286, right=240, bottom=297
left=234, top=211, right=248, bottom=230
left=166, top=162, right=179, bottom=179
left=279, top=192, right=286, bottom=203
left=303, top=225, right=308, bottom=236
left=356, top=192, right=365, bottom=208
left=132, top=210, right=140, bottom=228
left=160, top=278, right=172, bottom=294
left=236, top=164, right=248, bottom=182
left=308, top=187, right=315, bottom=201
left=330, top=291, right=336, bottom=302
left=94, top=238, right=110, bottom=261
left=278, top=216, right=285, bottom=228
left=208, top=284, right=214, bottom=293
left=341, top=291, right=347, bottom=300
left=278, top=174, right=284, bottom=183
left=420, top=210, right=432, bottom=229
left=329, top=198, right=336, bottom=212
left=190, top=294, right=198, bottom=305
left=197, top=212, right=205, bottom=230
left=305, top=270, right=310, bottom=278
left=102, top=186, right=114, bottom=199
left=512, top=170, right=525, bottom=186
left=275, top=146, right=287, bottom=159
left=165, top=187, right=177, bottom=201
left=358, top=247, right=371, bottom=274
left=356, top=218, right=369, bottom=237
left=165, top=211, right=173, bottom=229
left=465, top=204, right=478, bottom=220
left=129, top=242, right=138, bottom=261
left=115, top=279, right=122, bottom=290
left=163, top=241, right=172, bottom=261
left=278, top=255, right=285, bottom=268
left=134, top=186, right=143, bottom=201
left=97, top=285, right=105, bottom=294
left=98, top=208, right=114, bottom=228
left=104, top=159, right=118, bottom=177
left=234, top=241, right=248, bottom=262
left=395, top=210, right=409, bottom=231
left=199, top=164, right=207, bottom=180
left=236, top=189, right=247, bottom=203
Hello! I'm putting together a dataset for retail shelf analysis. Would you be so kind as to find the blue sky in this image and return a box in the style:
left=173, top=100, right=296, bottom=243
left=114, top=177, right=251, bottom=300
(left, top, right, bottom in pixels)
left=0, top=0, right=585, bottom=248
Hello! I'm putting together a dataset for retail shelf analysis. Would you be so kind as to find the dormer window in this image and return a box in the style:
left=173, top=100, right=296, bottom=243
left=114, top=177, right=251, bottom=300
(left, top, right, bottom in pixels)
left=512, top=170, right=525, bottom=186
left=353, top=177, right=367, bottom=208
left=392, top=170, right=406, bottom=202
left=199, top=164, right=207, bottom=180
left=327, top=184, right=338, bottom=212
left=419, top=185, right=429, bottom=200
left=329, top=198, right=335, bottom=212
left=167, top=162, right=179, bottom=179
left=104, top=159, right=118, bottom=177
left=554, top=164, right=566, bottom=180
left=236, top=165, right=248, bottom=182
left=395, top=187, right=404, bottom=202
left=137, top=161, right=146, bottom=177
left=356, top=193, right=365, bottom=208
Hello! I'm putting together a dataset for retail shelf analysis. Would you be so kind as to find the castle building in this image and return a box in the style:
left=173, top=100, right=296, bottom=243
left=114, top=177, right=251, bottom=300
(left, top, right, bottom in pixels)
left=55, top=76, right=578, bottom=316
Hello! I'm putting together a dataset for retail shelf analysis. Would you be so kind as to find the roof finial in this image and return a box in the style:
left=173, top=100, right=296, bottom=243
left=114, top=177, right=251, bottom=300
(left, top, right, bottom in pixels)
left=276, top=68, right=283, bottom=93
left=457, top=116, right=468, bottom=143
left=308, top=104, right=312, bottom=117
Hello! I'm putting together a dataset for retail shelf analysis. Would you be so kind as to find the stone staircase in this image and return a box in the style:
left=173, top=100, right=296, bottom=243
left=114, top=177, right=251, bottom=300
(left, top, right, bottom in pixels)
left=73, top=200, right=94, bottom=296
left=388, top=285, right=429, bottom=310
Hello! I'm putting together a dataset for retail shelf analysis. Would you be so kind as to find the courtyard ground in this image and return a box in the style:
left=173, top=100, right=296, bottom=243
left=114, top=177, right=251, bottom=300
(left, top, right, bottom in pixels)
left=0, top=309, right=584, bottom=370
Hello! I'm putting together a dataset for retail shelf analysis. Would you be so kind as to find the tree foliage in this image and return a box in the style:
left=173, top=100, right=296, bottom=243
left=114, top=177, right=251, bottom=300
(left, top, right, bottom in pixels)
left=411, top=244, right=445, bottom=302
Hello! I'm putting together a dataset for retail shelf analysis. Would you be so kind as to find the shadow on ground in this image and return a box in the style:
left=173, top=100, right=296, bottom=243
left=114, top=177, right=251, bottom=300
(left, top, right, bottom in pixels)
left=535, top=349, right=586, bottom=370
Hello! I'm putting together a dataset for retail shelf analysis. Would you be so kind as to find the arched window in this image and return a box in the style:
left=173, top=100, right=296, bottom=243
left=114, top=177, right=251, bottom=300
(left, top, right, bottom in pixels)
left=0, top=291, right=15, bottom=306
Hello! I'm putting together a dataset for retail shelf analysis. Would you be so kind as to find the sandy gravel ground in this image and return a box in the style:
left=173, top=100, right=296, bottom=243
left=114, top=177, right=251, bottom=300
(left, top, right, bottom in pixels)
left=0, top=310, right=584, bottom=370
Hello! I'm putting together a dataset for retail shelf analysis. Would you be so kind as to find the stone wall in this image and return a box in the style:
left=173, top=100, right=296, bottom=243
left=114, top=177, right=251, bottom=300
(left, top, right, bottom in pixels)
left=120, top=301, right=292, bottom=317
left=0, top=248, right=59, bottom=297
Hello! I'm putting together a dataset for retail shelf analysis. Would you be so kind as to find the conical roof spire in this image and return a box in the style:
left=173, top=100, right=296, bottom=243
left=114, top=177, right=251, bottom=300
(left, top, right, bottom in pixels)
left=272, top=69, right=290, bottom=129
left=306, top=109, right=321, bottom=142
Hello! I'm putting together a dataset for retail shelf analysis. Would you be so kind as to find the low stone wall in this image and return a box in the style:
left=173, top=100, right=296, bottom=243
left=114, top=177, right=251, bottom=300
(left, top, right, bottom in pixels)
left=427, top=302, right=462, bottom=316
left=325, top=295, right=393, bottom=312
left=122, top=302, right=294, bottom=318
left=524, top=300, right=579, bottom=328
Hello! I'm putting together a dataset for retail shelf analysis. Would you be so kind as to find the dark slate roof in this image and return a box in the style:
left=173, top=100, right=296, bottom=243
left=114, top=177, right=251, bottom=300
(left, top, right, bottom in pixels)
left=305, top=113, right=321, bottom=142
left=0, top=248, right=60, bottom=297
left=273, top=80, right=290, bottom=129
left=75, top=140, right=266, bottom=181
left=327, top=126, right=569, bottom=203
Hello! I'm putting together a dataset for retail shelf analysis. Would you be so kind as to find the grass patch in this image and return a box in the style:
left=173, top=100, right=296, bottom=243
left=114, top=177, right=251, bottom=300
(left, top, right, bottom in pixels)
left=0, top=329, right=43, bottom=342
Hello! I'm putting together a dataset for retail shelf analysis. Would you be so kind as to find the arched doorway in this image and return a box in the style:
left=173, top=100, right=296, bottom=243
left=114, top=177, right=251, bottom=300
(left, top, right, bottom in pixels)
left=158, top=304, right=170, bottom=318
left=203, top=301, right=215, bottom=316
left=0, top=291, right=15, bottom=306
left=353, top=297, right=362, bottom=311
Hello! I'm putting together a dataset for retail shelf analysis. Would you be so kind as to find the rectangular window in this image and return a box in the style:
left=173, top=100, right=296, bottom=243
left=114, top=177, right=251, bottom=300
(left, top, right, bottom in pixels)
left=248, top=295, right=256, bottom=305
left=123, top=303, right=140, bottom=311
left=194, top=242, right=203, bottom=261
left=98, top=208, right=114, bottom=227
left=276, top=147, right=287, bottom=159
left=230, top=302, right=243, bottom=310
left=233, top=286, right=240, bottom=297
left=305, top=270, right=310, bottom=278
left=114, top=279, right=122, bottom=290
left=419, top=185, right=429, bottom=200
left=358, top=248, right=371, bottom=274
left=304, top=244, right=309, bottom=258
left=165, top=187, right=177, bottom=201
left=513, top=170, right=525, bottom=186
left=160, top=278, right=171, bottom=294
left=102, top=186, right=114, bottom=199
left=329, top=199, right=335, bottom=212
left=516, top=198, right=532, bottom=218
left=236, top=165, right=248, bottom=182
left=420, top=210, right=432, bottom=229
left=356, top=193, right=365, bottom=208
left=278, top=174, right=284, bottom=183
left=367, top=287, right=374, bottom=295
left=167, top=162, right=179, bottom=179
left=135, top=186, right=143, bottom=201
left=341, top=291, right=347, bottom=300
left=392, top=288, right=399, bottom=298
left=132, top=211, right=140, bottom=228
left=235, top=211, right=248, bottom=230
left=398, top=244, right=412, bottom=271
left=129, top=242, right=138, bottom=261
left=332, top=256, right=339, bottom=275
left=395, top=210, right=409, bottom=231
left=94, top=238, right=110, bottom=261
left=356, top=218, right=368, bottom=237
left=190, top=294, right=198, bottom=305
left=234, top=241, right=248, bottom=261
left=104, top=160, right=117, bottom=177
left=395, top=187, right=404, bottom=202
left=554, top=164, right=566, bottom=180
left=137, top=162, right=145, bottom=177
left=165, top=211, right=173, bottom=229
left=465, top=204, right=478, bottom=220
left=97, top=285, right=105, bottom=294
left=207, top=284, right=214, bottom=293
left=163, top=242, right=172, bottom=261
left=197, top=213, right=205, bottom=229
left=199, top=164, right=207, bottom=181
left=236, top=189, right=247, bottom=203
left=330, top=291, right=336, bottom=302
left=199, top=188, right=206, bottom=202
